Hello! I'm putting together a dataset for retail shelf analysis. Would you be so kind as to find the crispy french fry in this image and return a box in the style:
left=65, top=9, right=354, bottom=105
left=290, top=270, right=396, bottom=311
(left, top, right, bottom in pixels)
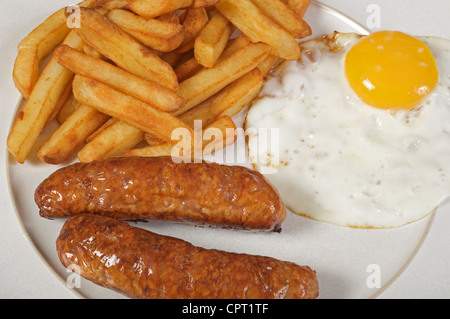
left=257, top=54, right=281, bottom=76
left=219, top=34, right=253, bottom=61
left=57, top=93, right=80, bottom=124
left=176, top=8, right=209, bottom=53
left=190, top=0, right=220, bottom=8
left=12, top=0, right=96, bottom=99
left=47, top=80, right=74, bottom=125
left=7, top=31, right=83, bottom=164
left=144, top=68, right=263, bottom=145
left=98, top=0, right=133, bottom=11
left=72, top=7, right=178, bottom=90
left=107, top=9, right=185, bottom=52
left=174, top=57, right=203, bottom=82
left=179, top=68, right=263, bottom=127
left=127, top=115, right=236, bottom=158
left=216, top=0, right=300, bottom=60
left=127, top=0, right=194, bottom=18
left=78, top=119, right=145, bottom=163
left=72, top=75, right=194, bottom=143
left=54, top=45, right=185, bottom=113
left=37, top=104, right=110, bottom=164
left=250, top=0, right=311, bottom=39
left=194, top=11, right=235, bottom=67
left=161, top=51, right=184, bottom=67
left=285, top=0, right=310, bottom=18
left=13, top=47, right=40, bottom=101
left=218, top=34, right=279, bottom=76
left=158, top=11, right=181, bottom=24
left=176, top=42, right=271, bottom=114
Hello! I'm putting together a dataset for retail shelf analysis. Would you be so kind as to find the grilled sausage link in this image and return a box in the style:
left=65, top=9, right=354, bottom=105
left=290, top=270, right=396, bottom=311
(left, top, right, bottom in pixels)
left=57, top=214, right=319, bottom=299
left=35, top=156, right=286, bottom=231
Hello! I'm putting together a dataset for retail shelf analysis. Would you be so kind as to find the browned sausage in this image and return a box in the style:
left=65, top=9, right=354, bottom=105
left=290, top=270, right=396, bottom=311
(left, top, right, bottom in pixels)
left=35, top=156, right=286, bottom=231
left=57, top=214, right=319, bottom=299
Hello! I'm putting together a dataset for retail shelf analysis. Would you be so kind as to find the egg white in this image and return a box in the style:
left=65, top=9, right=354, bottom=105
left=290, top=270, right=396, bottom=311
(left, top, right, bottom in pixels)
left=245, top=32, right=450, bottom=228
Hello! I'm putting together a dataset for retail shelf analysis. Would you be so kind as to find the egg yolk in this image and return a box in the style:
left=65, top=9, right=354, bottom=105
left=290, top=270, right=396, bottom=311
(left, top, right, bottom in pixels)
left=345, top=31, right=438, bottom=110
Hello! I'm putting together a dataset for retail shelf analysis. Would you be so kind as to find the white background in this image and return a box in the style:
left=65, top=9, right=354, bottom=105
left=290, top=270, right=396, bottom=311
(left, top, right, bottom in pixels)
left=0, top=0, right=449, bottom=299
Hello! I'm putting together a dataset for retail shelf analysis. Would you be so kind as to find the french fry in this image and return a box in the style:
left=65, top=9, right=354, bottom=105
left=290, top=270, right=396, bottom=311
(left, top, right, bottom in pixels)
left=179, top=68, right=263, bottom=127
left=126, top=115, right=237, bottom=159
left=12, top=0, right=96, bottom=99
left=72, top=7, right=178, bottom=90
left=218, top=34, right=280, bottom=76
left=174, top=57, right=203, bottom=82
left=158, top=11, right=181, bottom=24
left=57, top=93, right=80, bottom=124
left=107, top=9, right=185, bottom=52
left=250, top=0, right=311, bottom=39
left=54, top=45, right=185, bottom=113
left=285, top=0, right=310, bottom=18
left=78, top=119, right=145, bottom=163
left=176, top=8, right=209, bottom=53
left=144, top=68, right=263, bottom=145
left=219, top=34, right=253, bottom=61
left=98, top=0, right=133, bottom=11
left=72, top=75, right=194, bottom=143
left=7, top=31, right=83, bottom=164
left=216, top=0, right=300, bottom=60
left=127, top=0, right=194, bottom=18
left=176, top=42, right=271, bottom=114
left=194, top=11, right=235, bottom=68
left=161, top=51, right=184, bottom=67
left=190, top=0, right=220, bottom=8
left=37, top=104, right=110, bottom=164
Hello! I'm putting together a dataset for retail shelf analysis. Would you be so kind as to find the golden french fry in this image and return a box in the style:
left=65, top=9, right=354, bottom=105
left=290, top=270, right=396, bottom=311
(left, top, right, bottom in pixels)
left=37, top=104, right=110, bottom=164
left=127, top=0, right=193, bottom=18
left=12, top=0, right=96, bottom=99
left=216, top=0, right=300, bottom=60
left=257, top=54, right=281, bottom=76
left=176, top=8, right=209, bottom=53
left=201, top=115, right=237, bottom=156
left=161, top=51, right=184, bottom=67
left=218, top=34, right=280, bottom=76
left=176, top=41, right=271, bottom=114
left=99, top=0, right=133, bottom=11
left=219, top=34, right=253, bottom=61
left=47, top=80, right=73, bottom=125
left=54, top=45, right=185, bottom=113
left=285, top=0, right=310, bottom=18
left=158, top=11, right=181, bottom=24
left=174, top=57, right=203, bottom=82
left=107, top=9, right=185, bottom=52
left=179, top=68, right=263, bottom=127
left=250, top=0, right=311, bottom=39
left=14, top=10, right=68, bottom=100
left=72, top=75, right=194, bottom=143
left=78, top=119, right=145, bottom=163
left=144, top=68, right=263, bottom=146
left=194, top=11, right=235, bottom=68
left=13, top=47, right=40, bottom=100
left=126, top=115, right=236, bottom=158
left=72, top=7, right=178, bottom=90
left=57, top=93, right=80, bottom=124
left=7, top=31, right=83, bottom=164
left=189, top=0, right=220, bottom=8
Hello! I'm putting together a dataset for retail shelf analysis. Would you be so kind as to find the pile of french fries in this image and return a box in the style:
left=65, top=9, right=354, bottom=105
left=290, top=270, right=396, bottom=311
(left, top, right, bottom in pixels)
left=7, top=0, right=311, bottom=165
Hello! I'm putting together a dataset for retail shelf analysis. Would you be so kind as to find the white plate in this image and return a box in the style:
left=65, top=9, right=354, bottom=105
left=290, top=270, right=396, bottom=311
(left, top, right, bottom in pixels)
left=6, top=0, right=436, bottom=299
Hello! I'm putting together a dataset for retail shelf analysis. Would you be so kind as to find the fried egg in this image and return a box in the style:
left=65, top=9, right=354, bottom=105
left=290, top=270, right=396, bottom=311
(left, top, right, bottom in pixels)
left=245, top=31, right=450, bottom=228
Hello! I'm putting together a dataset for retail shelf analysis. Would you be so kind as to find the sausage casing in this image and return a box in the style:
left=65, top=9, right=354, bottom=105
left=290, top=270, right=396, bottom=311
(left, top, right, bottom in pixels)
left=56, top=214, right=319, bottom=299
left=35, top=156, right=286, bottom=231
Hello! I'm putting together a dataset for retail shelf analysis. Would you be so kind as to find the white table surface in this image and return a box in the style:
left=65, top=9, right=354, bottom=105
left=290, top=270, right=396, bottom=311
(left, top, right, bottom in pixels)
left=0, top=0, right=449, bottom=299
